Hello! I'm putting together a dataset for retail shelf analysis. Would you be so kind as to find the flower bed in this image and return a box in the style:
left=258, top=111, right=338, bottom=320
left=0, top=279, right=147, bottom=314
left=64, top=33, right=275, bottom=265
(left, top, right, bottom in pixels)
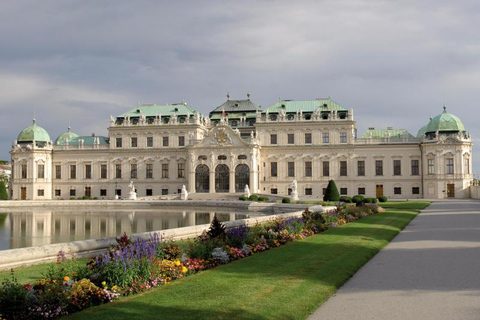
left=0, top=204, right=381, bottom=320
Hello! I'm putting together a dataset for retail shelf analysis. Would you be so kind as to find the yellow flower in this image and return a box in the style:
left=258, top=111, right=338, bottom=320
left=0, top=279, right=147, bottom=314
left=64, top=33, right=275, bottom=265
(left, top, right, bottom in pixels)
left=101, top=281, right=106, bottom=287
left=174, top=260, right=181, bottom=266
left=182, top=266, right=188, bottom=274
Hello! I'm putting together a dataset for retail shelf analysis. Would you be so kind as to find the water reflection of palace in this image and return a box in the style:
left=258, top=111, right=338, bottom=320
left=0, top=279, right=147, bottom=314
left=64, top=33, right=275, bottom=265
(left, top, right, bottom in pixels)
left=6, top=210, right=249, bottom=250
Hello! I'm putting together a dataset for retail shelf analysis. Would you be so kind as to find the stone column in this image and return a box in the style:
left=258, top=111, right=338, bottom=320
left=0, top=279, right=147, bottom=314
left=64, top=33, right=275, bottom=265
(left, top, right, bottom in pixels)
left=229, top=170, right=235, bottom=193
left=209, top=170, right=215, bottom=193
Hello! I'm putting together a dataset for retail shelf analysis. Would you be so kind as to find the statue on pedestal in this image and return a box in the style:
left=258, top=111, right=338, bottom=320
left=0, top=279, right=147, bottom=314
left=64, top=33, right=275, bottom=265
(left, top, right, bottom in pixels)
left=180, top=185, right=189, bottom=200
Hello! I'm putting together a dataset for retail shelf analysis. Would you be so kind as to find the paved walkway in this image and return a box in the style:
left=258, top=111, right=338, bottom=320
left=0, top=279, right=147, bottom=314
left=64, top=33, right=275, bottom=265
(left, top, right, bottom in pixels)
left=308, top=200, right=480, bottom=320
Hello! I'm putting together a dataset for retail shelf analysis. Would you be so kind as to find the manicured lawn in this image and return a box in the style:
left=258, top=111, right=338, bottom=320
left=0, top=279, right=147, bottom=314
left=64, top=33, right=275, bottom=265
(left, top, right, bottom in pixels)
left=62, top=202, right=428, bottom=320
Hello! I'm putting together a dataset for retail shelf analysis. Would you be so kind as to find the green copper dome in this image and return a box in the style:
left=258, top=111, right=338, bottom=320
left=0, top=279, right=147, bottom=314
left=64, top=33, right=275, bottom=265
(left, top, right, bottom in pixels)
left=55, top=127, right=79, bottom=145
left=17, top=119, right=51, bottom=143
left=425, top=107, right=465, bottom=133
left=416, top=123, right=428, bottom=138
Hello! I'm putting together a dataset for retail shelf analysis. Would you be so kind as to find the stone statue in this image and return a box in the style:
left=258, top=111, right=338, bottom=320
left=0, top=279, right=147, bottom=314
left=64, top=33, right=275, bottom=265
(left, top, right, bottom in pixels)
left=180, top=185, right=189, bottom=200
left=291, top=180, right=297, bottom=193
left=128, top=181, right=137, bottom=200
left=245, top=184, right=251, bottom=198
left=290, top=179, right=299, bottom=201
left=234, top=128, right=240, bottom=135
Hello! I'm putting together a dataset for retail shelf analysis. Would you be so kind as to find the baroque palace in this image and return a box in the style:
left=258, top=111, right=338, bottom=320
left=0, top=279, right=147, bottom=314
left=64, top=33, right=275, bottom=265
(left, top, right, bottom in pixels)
left=10, top=96, right=473, bottom=200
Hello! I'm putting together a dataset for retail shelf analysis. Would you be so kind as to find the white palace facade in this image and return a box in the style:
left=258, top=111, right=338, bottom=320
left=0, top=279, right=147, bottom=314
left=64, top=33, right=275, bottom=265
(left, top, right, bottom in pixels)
left=10, top=96, right=473, bottom=200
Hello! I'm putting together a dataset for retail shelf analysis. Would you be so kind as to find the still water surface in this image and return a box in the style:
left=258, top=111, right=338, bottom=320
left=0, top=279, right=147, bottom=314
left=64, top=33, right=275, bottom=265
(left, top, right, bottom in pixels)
left=0, top=208, right=269, bottom=250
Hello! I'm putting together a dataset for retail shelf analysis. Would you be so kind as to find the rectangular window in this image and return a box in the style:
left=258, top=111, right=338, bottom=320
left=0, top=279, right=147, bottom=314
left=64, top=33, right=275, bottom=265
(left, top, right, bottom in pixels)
left=287, top=133, right=294, bottom=144
left=288, top=162, right=295, bottom=177
left=146, top=189, right=153, bottom=196
left=85, top=164, right=92, bottom=179
left=393, top=160, right=401, bottom=176
left=271, top=162, right=277, bottom=177
left=305, top=133, right=312, bottom=144
left=163, top=136, right=169, bottom=147
left=85, top=186, right=91, bottom=197
left=100, top=189, right=107, bottom=196
left=322, top=188, right=326, bottom=195
left=358, top=187, right=366, bottom=195
left=340, top=188, right=347, bottom=195
left=465, top=158, right=470, bottom=174
left=428, top=159, right=435, bottom=175
left=37, top=189, right=44, bottom=196
left=357, top=161, right=365, bottom=176
left=162, top=163, right=169, bottom=178
left=394, top=187, right=402, bottom=194
left=70, top=165, right=76, bottom=179
left=271, top=188, right=278, bottom=194
left=411, top=160, right=419, bottom=176
left=116, top=137, right=122, bottom=148
left=55, top=189, right=61, bottom=196
left=131, top=137, right=137, bottom=148
left=55, top=165, right=61, bottom=179
left=101, top=164, right=107, bottom=179
left=270, top=134, right=277, bottom=145
left=178, top=136, right=185, bottom=147
left=323, top=161, right=329, bottom=176
left=375, top=160, right=383, bottom=176
left=412, top=187, right=420, bottom=194
left=147, top=136, right=153, bottom=147
left=178, top=163, right=185, bottom=178
left=322, top=133, right=329, bottom=143
left=446, top=158, right=454, bottom=174
left=305, top=161, right=312, bottom=177
left=340, top=161, right=347, bottom=176
left=146, top=164, right=153, bottom=179
left=305, top=188, right=313, bottom=195
left=21, top=164, right=27, bottom=179
left=37, top=164, right=45, bottom=179
left=130, top=163, right=137, bottom=179
left=340, top=132, right=347, bottom=143
left=115, top=164, right=121, bottom=179
left=70, top=189, right=76, bottom=197
left=162, top=189, right=168, bottom=195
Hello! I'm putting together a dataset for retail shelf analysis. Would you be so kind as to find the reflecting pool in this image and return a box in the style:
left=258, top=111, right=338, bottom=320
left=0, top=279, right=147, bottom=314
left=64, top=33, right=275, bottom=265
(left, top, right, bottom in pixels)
left=0, top=208, right=269, bottom=250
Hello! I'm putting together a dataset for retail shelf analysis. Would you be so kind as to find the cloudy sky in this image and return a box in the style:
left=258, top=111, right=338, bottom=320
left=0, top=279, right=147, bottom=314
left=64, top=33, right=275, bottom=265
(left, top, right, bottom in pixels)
left=1, top=0, right=479, bottom=172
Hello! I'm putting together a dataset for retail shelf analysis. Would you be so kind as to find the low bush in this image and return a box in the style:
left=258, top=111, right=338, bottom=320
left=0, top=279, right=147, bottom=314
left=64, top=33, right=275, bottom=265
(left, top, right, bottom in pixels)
left=352, top=195, right=365, bottom=204
left=378, top=195, right=388, bottom=202
left=257, top=196, right=269, bottom=202
left=364, top=198, right=373, bottom=204
left=248, top=194, right=259, bottom=201
left=238, top=196, right=247, bottom=201
left=339, top=196, right=352, bottom=203
left=282, top=197, right=291, bottom=203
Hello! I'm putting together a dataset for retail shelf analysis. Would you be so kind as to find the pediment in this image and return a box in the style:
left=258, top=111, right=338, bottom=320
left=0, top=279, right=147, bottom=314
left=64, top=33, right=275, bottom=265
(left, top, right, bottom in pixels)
left=194, top=125, right=249, bottom=148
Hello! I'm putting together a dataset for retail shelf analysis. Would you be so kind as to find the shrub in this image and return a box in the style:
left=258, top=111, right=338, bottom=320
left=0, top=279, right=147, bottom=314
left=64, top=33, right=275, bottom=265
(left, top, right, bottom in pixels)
left=211, top=247, right=230, bottom=264
left=369, top=197, right=378, bottom=203
left=364, top=198, right=373, bottom=204
left=302, top=209, right=326, bottom=233
left=323, top=180, right=340, bottom=201
left=239, top=196, right=247, bottom=201
left=339, top=196, right=352, bottom=203
left=257, top=196, right=269, bottom=202
left=378, top=195, right=388, bottom=202
left=282, top=197, right=291, bottom=203
left=207, top=214, right=226, bottom=240
left=161, top=242, right=182, bottom=260
left=248, top=194, right=259, bottom=201
left=352, top=195, right=365, bottom=204
left=187, top=238, right=215, bottom=260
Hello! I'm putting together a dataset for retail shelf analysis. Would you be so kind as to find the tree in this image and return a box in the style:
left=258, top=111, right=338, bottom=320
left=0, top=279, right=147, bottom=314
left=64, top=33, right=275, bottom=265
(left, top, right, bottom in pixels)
left=323, top=180, right=340, bottom=201
left=207, top=214, right=226, bottom=240
left=0, top=181, right=8, bottom=200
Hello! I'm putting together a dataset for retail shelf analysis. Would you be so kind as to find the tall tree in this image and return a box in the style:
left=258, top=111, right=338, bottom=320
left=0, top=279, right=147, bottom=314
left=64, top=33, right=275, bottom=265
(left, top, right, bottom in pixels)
left=0, top=181, right=8, bottom=200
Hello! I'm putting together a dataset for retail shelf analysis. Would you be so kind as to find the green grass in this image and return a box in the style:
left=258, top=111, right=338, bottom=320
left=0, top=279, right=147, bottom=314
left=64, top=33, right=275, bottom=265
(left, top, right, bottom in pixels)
left=0, top=258, right=89, bottom=284
left=62, top=201, right=428, bottom=320
left=380, top=201, right=431, bottom=211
